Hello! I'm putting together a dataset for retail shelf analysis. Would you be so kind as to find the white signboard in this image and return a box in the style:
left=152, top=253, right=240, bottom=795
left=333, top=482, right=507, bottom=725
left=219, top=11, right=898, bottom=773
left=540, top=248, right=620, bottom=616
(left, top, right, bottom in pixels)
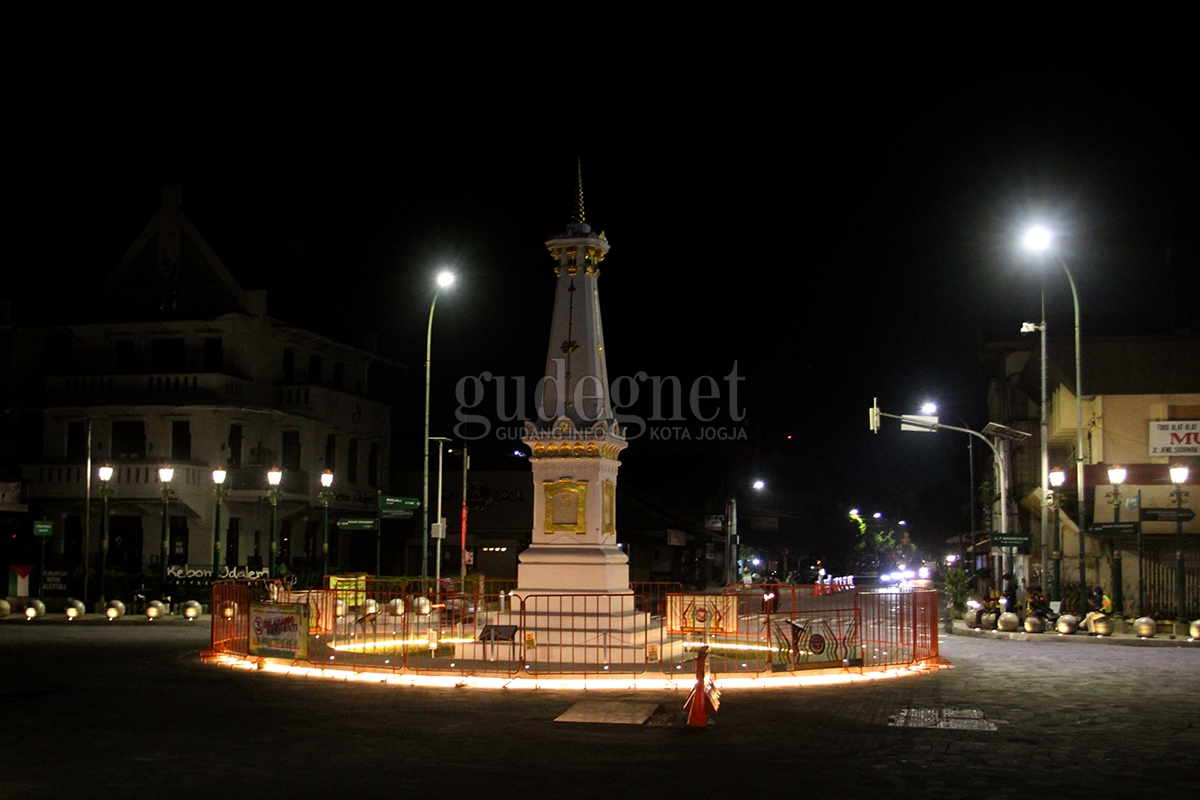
left=1149, top=421, right=1200, bottom=455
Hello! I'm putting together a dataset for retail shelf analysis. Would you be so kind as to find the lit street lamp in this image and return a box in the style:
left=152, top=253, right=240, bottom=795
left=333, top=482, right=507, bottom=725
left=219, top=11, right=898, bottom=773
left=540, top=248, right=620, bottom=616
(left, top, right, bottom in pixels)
left=158, top=466, right=174, bottom=591
left=423, top=269, right=455, bottom=580
left=1170, top=464, right=1190, bottom=624
left=212, top=468, right=228, bottom=576
left=267, top=467, right=282, bottom=577
left=1023, top=225, right=1086, bottom=613
left=318, top=470, right=335, bottom=582
left=97, top=465, right=114, bottom=607
left=1105, top=465, right=1127, bottom=617
left=1049, top=466, right=1066, bottom=602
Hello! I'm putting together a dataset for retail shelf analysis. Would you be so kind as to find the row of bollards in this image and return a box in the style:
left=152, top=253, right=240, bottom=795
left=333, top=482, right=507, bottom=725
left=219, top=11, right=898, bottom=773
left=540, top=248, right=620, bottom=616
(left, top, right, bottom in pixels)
left=0, top=597, right=203, bottom=622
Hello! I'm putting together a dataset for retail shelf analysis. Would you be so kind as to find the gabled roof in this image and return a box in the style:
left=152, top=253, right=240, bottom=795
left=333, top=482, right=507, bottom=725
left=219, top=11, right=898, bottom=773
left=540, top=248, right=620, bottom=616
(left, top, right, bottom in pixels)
left=101, top=185, right=265, bottom=318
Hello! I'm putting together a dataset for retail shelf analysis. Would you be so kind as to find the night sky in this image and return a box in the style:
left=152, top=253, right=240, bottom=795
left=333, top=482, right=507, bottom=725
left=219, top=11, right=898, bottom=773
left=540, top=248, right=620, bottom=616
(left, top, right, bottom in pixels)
left=11, top=51, right=1198, bottom=559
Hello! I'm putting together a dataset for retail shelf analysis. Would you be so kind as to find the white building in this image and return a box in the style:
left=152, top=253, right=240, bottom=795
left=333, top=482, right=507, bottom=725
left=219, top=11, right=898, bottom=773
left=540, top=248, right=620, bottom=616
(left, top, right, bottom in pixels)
left=10, top=187, right=392, bottom=602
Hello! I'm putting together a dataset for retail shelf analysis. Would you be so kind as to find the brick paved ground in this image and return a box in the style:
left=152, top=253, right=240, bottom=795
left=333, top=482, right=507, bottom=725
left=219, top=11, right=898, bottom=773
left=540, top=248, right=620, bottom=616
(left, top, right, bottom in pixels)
left=2, top=616, right=1197, bottom=798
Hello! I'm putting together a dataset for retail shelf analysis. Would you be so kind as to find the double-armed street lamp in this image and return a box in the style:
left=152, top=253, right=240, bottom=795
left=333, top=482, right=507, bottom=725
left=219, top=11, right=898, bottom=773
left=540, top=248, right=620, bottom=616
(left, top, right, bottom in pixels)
left=423, top=269, right=455, bottom=580
left=212, top=467, right=228, bottom=575
left=158, top=466, right=175, bottom=590
left=318, top=469, right=335, bottom=581
left=267, top=467, right=282, bottom=577
left=97, top=465, right=114, bottom=606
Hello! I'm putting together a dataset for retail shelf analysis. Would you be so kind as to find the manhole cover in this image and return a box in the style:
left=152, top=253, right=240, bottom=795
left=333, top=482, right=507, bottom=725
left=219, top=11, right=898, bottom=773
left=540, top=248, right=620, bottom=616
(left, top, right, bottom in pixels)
left=888, top=708, right=997, bottom=731
left=554, top=701, right=662, bottom=725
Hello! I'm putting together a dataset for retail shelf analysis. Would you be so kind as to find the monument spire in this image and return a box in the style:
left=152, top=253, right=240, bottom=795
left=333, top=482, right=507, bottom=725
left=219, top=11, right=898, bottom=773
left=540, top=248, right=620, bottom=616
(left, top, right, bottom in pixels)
left=517, top=167, right=629, bottom=596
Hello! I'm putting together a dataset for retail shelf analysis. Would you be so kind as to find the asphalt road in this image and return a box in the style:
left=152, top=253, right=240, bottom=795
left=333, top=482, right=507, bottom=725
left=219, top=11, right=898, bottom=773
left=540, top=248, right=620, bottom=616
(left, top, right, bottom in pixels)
left=2, top=618, right=1197, bottom=798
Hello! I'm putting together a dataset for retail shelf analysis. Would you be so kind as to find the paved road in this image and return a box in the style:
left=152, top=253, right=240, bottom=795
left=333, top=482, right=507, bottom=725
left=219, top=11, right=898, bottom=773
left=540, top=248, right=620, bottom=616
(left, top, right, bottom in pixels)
left=2, top=618, right=1197, bottom=798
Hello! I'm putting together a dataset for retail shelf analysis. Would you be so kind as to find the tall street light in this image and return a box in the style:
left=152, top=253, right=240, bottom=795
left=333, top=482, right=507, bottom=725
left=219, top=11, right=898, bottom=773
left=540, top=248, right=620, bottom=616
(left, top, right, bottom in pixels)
left=97, top=465, right=114, bottom=607
left=923, top=402, right=976, bottom=566
left=212, top=467, right=228, bottom=576
left=1169, top=464, right=1190, bottom=625
left=1105, top=464, right=1127, bottom=617
left=318, top=470, right=335, bottom=582
left=158, top=466, right=174, bottom=593
left=422, top=269, right=455, bottom=580
left=1023, top=225, right=1086, bottom=609
left=267, top=467, right=282, bottom=577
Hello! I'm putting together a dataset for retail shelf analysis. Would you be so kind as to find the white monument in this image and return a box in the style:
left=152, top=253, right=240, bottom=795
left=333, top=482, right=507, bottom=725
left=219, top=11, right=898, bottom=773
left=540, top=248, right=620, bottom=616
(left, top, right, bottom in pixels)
left=514, top=182, right=630, bottom=599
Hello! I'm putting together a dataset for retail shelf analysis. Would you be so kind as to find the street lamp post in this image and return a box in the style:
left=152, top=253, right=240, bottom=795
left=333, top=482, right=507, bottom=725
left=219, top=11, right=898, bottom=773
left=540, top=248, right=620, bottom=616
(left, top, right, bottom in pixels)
left=212, top=468, right=228, bottom=576
left=430, top=436, right=451, bottom=584
left=1169, top=464, right=1190, bottom=624
left=98, top=465, right=114, bottom=607
left=453, top=446, right=469, bottom=582
left=1106, top=465, right=1127, bottom=618
left=422, top=269, right=455, bottom=580
left=1049, top=467, right=1065, bottom=602
left=319, top=470, right=335, bottom=583
left=267, top=467, right=282, bottom=577
left=1023, top=226, right=1086, bottom=614
left=158, top=466, right=174, bottom=593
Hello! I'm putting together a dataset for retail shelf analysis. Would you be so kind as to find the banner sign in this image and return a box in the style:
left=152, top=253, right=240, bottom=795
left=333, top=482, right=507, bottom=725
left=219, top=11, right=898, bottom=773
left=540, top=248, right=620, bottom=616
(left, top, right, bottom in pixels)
left=666, top=594, right=739, bottom=635
left=1149, top=421, right=1200, bottom=455
left=248, top=603, right=310, bottom=660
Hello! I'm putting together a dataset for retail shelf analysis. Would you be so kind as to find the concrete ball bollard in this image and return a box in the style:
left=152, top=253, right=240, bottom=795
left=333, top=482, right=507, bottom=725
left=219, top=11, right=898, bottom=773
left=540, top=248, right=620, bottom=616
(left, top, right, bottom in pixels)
left=1190, top=619, right=1200, bottom=639
left=334, top=598, right=347, bottom=618
left=145, top=600, right=166, bottom=620
left=980, top=612, right=997, bottom=630
left=997, top=612, right=1020, bottom=632
left=65, top=598, right=86, bottom=620
left=25, top=599, right=46, bottom=619
left=1056, top=614, right=1078, bottom=634
left=386, top=598, right=405, bottom=616
left=1023, top=615, right=1045, bottom=633
left=0, top=598, right=11, bottom=618
left=1133, top=617, right=1157, bottom=637
left=361, top=599, right=378, bottom=616
left=1091, top=615, right=1114, bottom=636
left=409, top=596, right=432, bottom=616
left=182, top=600, right=202, bottom=620
left=106, top=600, right=126, bottom=619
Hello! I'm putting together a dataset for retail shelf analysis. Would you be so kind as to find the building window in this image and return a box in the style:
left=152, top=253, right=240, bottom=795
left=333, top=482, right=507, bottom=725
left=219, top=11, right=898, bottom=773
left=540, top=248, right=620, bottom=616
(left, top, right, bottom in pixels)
left=309, top=355, right=323, bottom=385
left=325, top=433, right=336, bottom=471
left=111, top=421, right=146, bottom=460
left=282, top=431, right=301, bottom=472
left=226, top=517, right=240, bottom=566
left=67, top=421, right=87, bottom=461
left=282, top=348, right=295, bottom=383
left=172, top=420, right=191, bottom=461
left=347, top=438, right=358, bottom=484
left=169, top=515, right=188, bottom=565
left=151, top=339, right=185, bottom=372
left=368, top=442, right=380, bottom=487
left=228, top=424, right=243, bottom=466
left=203, top=338, right=223, bottom=372
left=116, top=340, right=135, bottom=372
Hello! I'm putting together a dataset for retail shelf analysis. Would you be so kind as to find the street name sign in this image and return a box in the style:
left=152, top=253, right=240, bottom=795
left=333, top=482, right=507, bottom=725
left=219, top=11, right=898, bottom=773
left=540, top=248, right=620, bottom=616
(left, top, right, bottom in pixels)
left=992, top=532, right=1030, bottom=548
left=379, top=495, right=420, bottom=518
left=1091, top=522, right=1137, bottom=536
left=1140, top=507, right=1195, bottom=523
left=33, top=521, right=53, bottom=539
left=336, top=518, right=378, bottom=531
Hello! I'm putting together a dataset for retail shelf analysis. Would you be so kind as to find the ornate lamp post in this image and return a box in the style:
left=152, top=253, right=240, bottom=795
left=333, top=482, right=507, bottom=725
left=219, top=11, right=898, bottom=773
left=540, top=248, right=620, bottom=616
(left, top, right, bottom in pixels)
left=158, top=466, right=175, bottom=591
left=1170, top=464, right=1190, bottom=624
left=1105, top=465, right=1127, bottom=617
left=318, top=469, right=335, bottom=582
left=267, top=467, right=282, bottom=577
left=97, top=465, right=114, bottom=607
left=212, top=467, right=228, bottom=576
left=1048, top=466, right=1065, bottom=603
left=422, top=269, right=454, bottom=580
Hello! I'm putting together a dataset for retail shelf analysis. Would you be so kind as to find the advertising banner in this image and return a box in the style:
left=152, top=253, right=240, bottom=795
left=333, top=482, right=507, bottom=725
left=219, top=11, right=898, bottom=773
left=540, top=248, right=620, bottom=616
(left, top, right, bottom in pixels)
left=1149, top=421, right=1200, bottom=455
left=248, top=603, right=310, bottom=660
left=666, top=594, right=739, bottom=635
